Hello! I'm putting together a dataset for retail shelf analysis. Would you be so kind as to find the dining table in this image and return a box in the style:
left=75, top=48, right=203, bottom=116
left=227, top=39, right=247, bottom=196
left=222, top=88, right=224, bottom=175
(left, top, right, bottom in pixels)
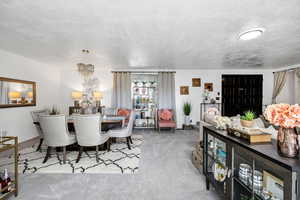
left=34, top=114, right=126, bottom=151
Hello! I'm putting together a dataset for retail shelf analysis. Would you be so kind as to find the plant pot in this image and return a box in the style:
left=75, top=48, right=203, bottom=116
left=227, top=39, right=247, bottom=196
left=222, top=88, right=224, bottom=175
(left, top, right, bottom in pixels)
left=277, top=127, right=299, bottom=158
left=240, top=119, right=254, bottom=128
left=184, top=115, right=191, bottom=125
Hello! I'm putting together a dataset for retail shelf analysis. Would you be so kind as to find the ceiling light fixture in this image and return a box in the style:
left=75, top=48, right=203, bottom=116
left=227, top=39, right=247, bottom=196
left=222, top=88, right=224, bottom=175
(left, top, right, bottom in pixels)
left=239, top=28, right=265, bottom=41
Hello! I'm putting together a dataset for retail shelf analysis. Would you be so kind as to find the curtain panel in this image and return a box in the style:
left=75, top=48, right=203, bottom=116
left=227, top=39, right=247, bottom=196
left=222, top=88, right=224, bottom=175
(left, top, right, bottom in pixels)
left=111, top=72, right=132, bottom=109
left=157, top=72, right=176, bottom=120
left=272, top=71, right=287, bottom=103
left=295, top=68, right=300, bottom=104
left=0, top=81, right=9, bottom=104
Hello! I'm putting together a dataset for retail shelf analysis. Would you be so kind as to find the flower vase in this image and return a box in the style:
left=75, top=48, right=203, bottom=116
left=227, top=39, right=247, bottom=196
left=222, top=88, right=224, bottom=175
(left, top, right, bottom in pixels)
left=277, top=127, right=299, bottom=158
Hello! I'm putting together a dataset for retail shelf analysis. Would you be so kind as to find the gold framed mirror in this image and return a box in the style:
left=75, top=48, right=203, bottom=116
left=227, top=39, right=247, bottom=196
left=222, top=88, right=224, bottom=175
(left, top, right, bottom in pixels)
left=0, top=77, right=36, bottom=108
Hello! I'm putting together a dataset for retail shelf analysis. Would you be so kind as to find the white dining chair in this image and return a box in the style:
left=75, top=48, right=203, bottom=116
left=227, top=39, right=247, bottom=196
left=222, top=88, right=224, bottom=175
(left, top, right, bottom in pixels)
left=30, top=109, right=49, bottom=151
left=39, top=114, right=77, bottom=164
left=73, top=114, right=110, bottom=163
left=108, top=111, right=135, bottom=150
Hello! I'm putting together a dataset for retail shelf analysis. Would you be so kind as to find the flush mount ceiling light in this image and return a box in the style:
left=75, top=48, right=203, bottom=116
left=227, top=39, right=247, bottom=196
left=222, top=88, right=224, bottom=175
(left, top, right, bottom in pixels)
left=239, top=28, right=265, bottom=41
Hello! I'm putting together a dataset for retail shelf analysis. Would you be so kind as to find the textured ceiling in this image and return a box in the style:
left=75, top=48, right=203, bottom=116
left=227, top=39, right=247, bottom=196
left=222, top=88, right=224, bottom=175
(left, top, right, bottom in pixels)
left=0, top=0, right=300, bottom=69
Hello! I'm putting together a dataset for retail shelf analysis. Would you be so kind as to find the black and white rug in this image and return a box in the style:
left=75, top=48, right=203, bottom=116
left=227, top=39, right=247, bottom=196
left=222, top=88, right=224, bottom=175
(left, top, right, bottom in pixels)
left=0, top=135, right=143, bottom=174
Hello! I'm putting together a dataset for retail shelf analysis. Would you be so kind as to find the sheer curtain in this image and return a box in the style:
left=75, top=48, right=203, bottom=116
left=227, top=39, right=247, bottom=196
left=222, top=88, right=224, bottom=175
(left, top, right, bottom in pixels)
left=295, top=68, right=300, bottom=104
left=0, top=81, right=9, bottom=104
left=111, top=72, right=132, bottom=109
left=272, top=71, right=287, bottom=103
left=158, top=72, right=176, bottom=111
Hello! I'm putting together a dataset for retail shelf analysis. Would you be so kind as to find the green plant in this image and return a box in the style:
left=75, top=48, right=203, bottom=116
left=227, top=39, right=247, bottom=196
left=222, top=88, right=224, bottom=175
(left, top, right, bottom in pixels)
left=183, top=102, right=192, bottom=116
left=241, top=111, right=255, bottom=121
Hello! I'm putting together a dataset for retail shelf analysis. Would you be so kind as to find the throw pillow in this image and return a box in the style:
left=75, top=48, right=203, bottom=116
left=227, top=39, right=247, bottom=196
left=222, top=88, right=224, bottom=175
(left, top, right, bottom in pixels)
left=118, top=109, right=130, bottom=118
left=160, top=109, right=173, bottom=120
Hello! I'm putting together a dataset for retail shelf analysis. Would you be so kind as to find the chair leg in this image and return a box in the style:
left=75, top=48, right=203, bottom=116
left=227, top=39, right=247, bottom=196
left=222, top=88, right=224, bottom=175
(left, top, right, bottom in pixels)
left=107, top=138, right=111, bottom=152
left=96, top=145, right=99, bottom=163
left=63, top=146, right=67, bottom=164
left=43, top=147, right=51, bottom=163
left=126, top=137, right=131, bottom=150
left=158, top=126, right=160, bottom=133
left=36, top=138, right=43, bottom=152
left=173, top=127, right=176, bottom=133
left=76, top=146, right=83, bottom=163
left=129, top=136, right=133, bottom=144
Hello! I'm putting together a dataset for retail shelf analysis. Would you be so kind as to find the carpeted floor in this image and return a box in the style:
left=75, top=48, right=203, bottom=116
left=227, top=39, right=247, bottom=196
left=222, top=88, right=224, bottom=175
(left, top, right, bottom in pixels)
left=8, top=129, right=219, bottom=200
left=0, top=135, right=143, bottom=174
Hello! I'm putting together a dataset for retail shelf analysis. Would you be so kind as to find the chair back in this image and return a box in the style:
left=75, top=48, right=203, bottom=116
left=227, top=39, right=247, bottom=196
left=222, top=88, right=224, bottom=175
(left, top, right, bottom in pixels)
left=31, top=109, right=49, bottom=137
left=126, top=111, right=135, bottom=136
left=39, top=114, right=72, bottom=147
left=103, top=108, right=117, bottom=116
left=31, top=109, right=49, bottom=122
left=73, top=114, right=102, bottom=146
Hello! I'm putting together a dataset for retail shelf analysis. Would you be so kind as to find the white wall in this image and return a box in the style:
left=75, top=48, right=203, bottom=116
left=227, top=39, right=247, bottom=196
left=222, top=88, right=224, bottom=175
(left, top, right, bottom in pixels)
left=174, top=69, right=274, bottom=128
left=0, top=49, right=61, bottom=142
left=58, top=68, right=274, bottom=128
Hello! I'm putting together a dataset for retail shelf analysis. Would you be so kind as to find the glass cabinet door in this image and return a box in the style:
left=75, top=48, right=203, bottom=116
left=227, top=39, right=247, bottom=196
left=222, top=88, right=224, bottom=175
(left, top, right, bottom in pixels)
left=204, top=131, right=229, bottom=199
left=232, top=146, right=292, bottom=200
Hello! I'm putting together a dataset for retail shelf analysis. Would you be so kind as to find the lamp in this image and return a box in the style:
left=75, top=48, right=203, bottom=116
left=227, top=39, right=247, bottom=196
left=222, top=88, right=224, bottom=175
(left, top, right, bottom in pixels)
left=9, top=91, right=21, bottom=104
left=93, top=91, right=103, bottom=107
left=71, top=91, right=83, bottom=107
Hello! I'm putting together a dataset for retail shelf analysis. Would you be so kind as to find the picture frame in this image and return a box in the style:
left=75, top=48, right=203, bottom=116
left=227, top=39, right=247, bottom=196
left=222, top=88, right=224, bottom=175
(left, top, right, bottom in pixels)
left=192, top=78, right=201, bottom=87
left=180, top=86, right=189, bottom=95
left=263, top=170, right=283, bottom=199
left=204, top=83, right=213, bottom=91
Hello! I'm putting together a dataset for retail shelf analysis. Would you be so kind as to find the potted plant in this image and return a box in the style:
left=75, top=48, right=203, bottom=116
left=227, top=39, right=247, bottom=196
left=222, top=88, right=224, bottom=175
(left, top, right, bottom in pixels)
left=264, top=104, right=300, bottom=158
left=240, top=111, right=255, bottom=128
left=183, top=102, right=192, bottom=125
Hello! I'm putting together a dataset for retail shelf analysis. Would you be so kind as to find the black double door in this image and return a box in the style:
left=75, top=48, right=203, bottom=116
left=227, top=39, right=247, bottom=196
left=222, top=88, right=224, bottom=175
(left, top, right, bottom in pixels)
left=222, top=74, right=263, bottom=117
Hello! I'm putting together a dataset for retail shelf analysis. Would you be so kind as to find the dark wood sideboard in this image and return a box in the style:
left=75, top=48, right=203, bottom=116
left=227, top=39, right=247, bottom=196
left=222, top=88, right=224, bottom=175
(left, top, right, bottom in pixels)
left=203, top=125, right=300, bottom=200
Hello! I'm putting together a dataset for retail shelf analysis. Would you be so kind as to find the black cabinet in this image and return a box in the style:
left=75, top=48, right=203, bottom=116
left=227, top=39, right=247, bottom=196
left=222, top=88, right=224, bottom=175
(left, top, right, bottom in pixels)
left=222, top=75, right=263, bottom=117
left=203, top=126, right=299, bottom=200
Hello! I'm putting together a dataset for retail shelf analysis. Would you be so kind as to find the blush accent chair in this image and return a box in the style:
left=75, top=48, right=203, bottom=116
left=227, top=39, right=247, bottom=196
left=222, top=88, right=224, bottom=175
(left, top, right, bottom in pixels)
left=39, top=114, right=77, bottom=164
left=108, top=111, right=135, bottom=150
left=157, top=109, right=176, bottom=133
left=31, top=109, right=49, bottom=152
left=73, top=114, right=110, bottom=163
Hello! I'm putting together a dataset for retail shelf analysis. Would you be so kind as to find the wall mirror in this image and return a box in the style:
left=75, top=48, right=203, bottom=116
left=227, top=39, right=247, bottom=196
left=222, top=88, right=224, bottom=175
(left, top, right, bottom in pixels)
left=0, top=77, right=36, bottom=108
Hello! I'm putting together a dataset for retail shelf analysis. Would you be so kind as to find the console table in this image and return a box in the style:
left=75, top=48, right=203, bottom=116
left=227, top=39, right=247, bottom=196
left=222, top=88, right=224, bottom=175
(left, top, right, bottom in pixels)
left=203, top=125, right=300, bottom=200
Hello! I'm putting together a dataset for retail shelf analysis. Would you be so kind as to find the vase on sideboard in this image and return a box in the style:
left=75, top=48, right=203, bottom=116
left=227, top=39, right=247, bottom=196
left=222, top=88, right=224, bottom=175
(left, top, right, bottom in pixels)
left=277, top=127, right=299, bottom=158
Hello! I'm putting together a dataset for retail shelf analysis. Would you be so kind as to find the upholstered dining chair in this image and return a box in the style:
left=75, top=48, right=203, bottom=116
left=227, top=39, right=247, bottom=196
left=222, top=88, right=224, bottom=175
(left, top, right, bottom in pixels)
left=39, top=114, right=77, bottom=164
left=73, top=114, right=110, bottom=163
left=30, top=109, right=49, bottom=151
left=102, top=107, right=117, bottom=116
left=108, top=111, right=135, bottom=150
left=157, top=109, right=176, bottom=133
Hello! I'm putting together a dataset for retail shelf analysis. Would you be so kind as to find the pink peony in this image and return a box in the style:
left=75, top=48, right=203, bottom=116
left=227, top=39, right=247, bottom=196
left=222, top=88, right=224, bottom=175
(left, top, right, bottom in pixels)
left=264, top=104, right=300, bottom=128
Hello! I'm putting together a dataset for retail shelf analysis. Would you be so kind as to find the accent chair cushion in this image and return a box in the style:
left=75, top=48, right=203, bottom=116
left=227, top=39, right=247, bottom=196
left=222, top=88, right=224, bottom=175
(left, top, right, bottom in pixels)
left=159, top=120, right=176, bottom=128
left=160, top=109, right=173, bottom=120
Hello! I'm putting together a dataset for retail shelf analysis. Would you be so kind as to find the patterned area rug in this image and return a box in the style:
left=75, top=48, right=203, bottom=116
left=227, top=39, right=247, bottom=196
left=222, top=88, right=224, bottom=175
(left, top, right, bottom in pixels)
left=0, top=135, right=143, bottom=174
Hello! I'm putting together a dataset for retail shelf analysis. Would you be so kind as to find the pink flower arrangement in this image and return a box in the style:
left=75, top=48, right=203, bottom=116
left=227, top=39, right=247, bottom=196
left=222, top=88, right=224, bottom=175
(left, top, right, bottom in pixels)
left=264, top=104, right=300, bottom=128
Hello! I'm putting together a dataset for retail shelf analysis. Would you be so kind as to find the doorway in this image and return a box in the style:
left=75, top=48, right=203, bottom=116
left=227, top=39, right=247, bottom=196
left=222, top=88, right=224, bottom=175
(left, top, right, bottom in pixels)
left=222, top=74, right=263, bottom=117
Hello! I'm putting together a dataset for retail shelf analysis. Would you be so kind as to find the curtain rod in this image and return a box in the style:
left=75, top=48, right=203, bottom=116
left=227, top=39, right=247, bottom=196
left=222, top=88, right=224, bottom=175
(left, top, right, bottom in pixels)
left=111, top=71, right=176, bottom=73
left=273, top=66, right=300, bottom=73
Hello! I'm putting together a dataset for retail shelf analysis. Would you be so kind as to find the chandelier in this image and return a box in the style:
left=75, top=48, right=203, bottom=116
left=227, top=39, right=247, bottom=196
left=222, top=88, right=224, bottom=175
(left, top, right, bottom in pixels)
left=77, top=63, right=95, bottom=79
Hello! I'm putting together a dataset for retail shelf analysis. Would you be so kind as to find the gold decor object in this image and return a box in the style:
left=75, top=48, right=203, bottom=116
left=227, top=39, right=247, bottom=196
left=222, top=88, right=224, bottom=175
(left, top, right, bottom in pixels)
left=192, top=78, right=201, bottom=87
left=0, top=77, right=36, bottom=108
left=71, top=91, right=83, bottom=107
left=180, top=86, right=189, bottom=95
